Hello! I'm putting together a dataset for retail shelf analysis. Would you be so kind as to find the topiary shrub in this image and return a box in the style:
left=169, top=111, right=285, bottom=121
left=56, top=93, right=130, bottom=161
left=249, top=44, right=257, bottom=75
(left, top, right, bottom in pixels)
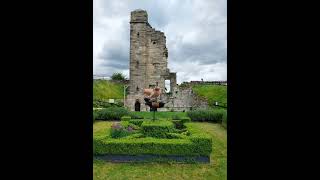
left=172, top=117, right=191, bottom=129
left=180, top=117, right=191, bottom=124
left=121, top=116, right=131, bottom=121
left=141, top=120, right=175, bottom=138
left=95, top=107, right=129, bottom=120
left=110, top=122, right=139, bottom=138
left=172, top=115, right=181, bottom=120
left=129, top=119, right=144, bottom=126
left=187, top=109, right=226, bottom=123
left=129, top=112, right=144, bottom=119
left=166, top=133, right=188, bottom=139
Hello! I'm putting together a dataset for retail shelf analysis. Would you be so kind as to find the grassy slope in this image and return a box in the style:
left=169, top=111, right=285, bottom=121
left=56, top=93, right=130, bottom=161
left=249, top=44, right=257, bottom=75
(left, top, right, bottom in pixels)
left=93, top=80, right=124, bottom=100
left=93, top=121, right=227, bottom=180
left=192, top=85, right=227, bottom=107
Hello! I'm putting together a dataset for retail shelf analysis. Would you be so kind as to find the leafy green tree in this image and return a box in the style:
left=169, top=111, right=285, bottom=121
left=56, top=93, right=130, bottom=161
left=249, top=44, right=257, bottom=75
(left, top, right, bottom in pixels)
left=111, top=72, right=126, bottom=81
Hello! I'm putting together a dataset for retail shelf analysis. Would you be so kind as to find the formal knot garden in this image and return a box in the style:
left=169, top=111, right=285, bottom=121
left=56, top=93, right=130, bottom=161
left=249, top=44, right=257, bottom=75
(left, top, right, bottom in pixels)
left=93, top=81, right=227, bottom=179
left=94, top=114, right=213, bottom=163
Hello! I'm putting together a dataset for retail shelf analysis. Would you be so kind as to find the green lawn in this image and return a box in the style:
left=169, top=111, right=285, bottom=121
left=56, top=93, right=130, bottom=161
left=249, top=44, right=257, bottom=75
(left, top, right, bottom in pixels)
left=93, top=80, right=124, bottom=100
left=93, top=121, right=227, bottom=180
left=192, top=85, right=227, bottom=107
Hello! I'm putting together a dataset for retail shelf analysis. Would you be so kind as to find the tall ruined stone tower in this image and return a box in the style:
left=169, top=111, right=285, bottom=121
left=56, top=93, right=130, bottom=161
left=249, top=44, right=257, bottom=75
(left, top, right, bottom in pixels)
left=126, top=9, right=177, bottom=111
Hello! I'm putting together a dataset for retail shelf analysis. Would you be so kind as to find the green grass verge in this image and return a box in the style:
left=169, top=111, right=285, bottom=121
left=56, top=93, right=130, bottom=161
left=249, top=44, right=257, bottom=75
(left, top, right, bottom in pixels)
left=192, top=85, right=227, bottom=107
left=93, top=80, right=124, bottom=100
left=93, top=121, right=227, bottom=180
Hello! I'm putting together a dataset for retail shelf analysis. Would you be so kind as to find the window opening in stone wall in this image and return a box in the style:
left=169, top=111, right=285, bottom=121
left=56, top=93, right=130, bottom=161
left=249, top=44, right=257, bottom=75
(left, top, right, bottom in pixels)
left=137, top=32, right=139, bottom=37
left=165, top=80, right=170, bottom=93
left=153, top=41, right=156, bottom=44
left=136, top=86, right=139, bottom=92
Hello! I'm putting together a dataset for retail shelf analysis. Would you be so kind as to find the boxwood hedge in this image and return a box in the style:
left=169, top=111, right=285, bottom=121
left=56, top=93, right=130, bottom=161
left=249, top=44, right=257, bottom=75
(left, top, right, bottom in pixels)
left=141, top=120, right=175, bottom=138
left=93, top=123, right=212, bottom=156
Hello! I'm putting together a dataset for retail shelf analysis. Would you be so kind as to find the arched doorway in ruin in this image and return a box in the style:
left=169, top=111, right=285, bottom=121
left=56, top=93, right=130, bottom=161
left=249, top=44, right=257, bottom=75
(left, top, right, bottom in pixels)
left=134, top=99, right=141, bottom=111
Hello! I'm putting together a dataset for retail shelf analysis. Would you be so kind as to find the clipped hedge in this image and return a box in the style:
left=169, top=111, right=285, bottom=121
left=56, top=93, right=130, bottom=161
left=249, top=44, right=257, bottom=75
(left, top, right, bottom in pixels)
left=110, top=122, right=139, bottom=138
left=141, top=120, right=175, bottom=138
left=129, top=119, right=144, bottom=126
left=172, top=117, right=191, bottom=129
left=129, top=112, right=144, bottom=119
left=187, top=109, right=226, bottom=123
left=121, top=116, right=131, bottom=121
left=95, top=107, right=129, bottom=120
left=94, top=137, right=211, bottom=156
left=93, top=123, right=212, bottom=157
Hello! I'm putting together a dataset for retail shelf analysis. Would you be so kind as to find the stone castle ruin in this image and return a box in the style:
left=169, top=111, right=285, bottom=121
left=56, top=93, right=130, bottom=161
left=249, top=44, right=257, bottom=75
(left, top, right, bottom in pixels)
left=125, top=10, right=208, bottom=111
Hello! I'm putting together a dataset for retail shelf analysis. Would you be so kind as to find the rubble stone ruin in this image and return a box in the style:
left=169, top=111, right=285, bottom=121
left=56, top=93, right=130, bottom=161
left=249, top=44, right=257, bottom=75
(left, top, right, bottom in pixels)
left=126, top=10, right=208, bottom=111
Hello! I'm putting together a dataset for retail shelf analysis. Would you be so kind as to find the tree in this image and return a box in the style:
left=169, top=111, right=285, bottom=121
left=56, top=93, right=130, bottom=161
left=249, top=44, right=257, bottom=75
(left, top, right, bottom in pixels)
left=111, top=72, right=126, bottom=81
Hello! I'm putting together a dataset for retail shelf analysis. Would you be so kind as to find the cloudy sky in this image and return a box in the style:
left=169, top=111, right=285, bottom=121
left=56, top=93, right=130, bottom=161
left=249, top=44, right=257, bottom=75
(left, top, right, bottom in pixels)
left=93, top=0, right=227, bottom=83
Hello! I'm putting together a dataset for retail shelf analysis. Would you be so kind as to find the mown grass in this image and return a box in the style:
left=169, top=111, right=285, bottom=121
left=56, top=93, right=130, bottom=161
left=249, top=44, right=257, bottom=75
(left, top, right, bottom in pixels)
left=192, top=85, right=227, bottom=107
left=93, top=80, right=124, bottom=100
left=93, top=121, right=227, bottom=180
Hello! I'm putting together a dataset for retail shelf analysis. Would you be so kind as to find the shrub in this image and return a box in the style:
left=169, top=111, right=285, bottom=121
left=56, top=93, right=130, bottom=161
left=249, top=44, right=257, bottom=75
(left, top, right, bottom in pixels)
left=110, top=122, right=139, bottom=138
left=187, top=109, right=226, bottom=123
left=172, top=115, right=180, bottom=120
left=93, top=112, right=97, bottom=123
left=129, top=112, right=144, bottom=119
left=121, top=116, right=131, bottom=121
left=111, top=72, right=126, bottom=81
left=222, top=112, right=227, bottom=129
left=141, top=120, right=175, bottom=138
left=120, top=121, right=140, bottom=130
left=129, top=119, right=144, bottom=126
left=95, top=107, right=129, bottom=120
left=93, top=100, right=112, bottom=108
left=166, top=133, right=187, bottom=139
left=180, top=117, right=191, bottom=124
left=172, top=117, right=191, bottom=129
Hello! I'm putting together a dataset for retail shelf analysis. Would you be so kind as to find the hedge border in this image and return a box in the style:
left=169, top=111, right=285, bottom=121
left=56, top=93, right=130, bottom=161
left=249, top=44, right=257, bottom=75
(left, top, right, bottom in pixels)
left=94, top=154, right=210, bottom=163
left=93, top=123, right=212, bottom=157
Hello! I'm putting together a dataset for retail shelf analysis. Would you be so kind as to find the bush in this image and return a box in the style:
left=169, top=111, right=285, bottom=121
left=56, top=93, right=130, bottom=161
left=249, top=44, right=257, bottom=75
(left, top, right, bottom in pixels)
left=93, top=100, right=112, bottom=108
left=141, top=120, right=175, bottom=138
left=121, top=116, right=131, bottom=121
left=180, top=117, right=191, bottom=123
left=95, top=107, right=129, bottom=120
left=93, top=112, right=97, bottom=123
left=166, top=133, right=187, bottom=139
left=110, top=121, right=140, bottom=138
left=172, top=115, right=181, bottom=120
left=129, top=112, right=144, bottom=119
left=111, top=72, right=126, bottom=81
left=120, top=121, right=140, bottom=130
left=172, top=117, right=191, bottom=129
left=187, top=109, right=226, bottom=123
left=129, top=119, right=144, bottom=126
left=110, top=122, right=135, bottom=138
left=222, top=112, right=227, bottom=129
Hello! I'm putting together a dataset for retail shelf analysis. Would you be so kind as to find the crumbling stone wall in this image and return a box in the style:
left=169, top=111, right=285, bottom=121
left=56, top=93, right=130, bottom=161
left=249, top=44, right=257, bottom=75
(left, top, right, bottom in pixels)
left=126, top=10, right=208, bottom=111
